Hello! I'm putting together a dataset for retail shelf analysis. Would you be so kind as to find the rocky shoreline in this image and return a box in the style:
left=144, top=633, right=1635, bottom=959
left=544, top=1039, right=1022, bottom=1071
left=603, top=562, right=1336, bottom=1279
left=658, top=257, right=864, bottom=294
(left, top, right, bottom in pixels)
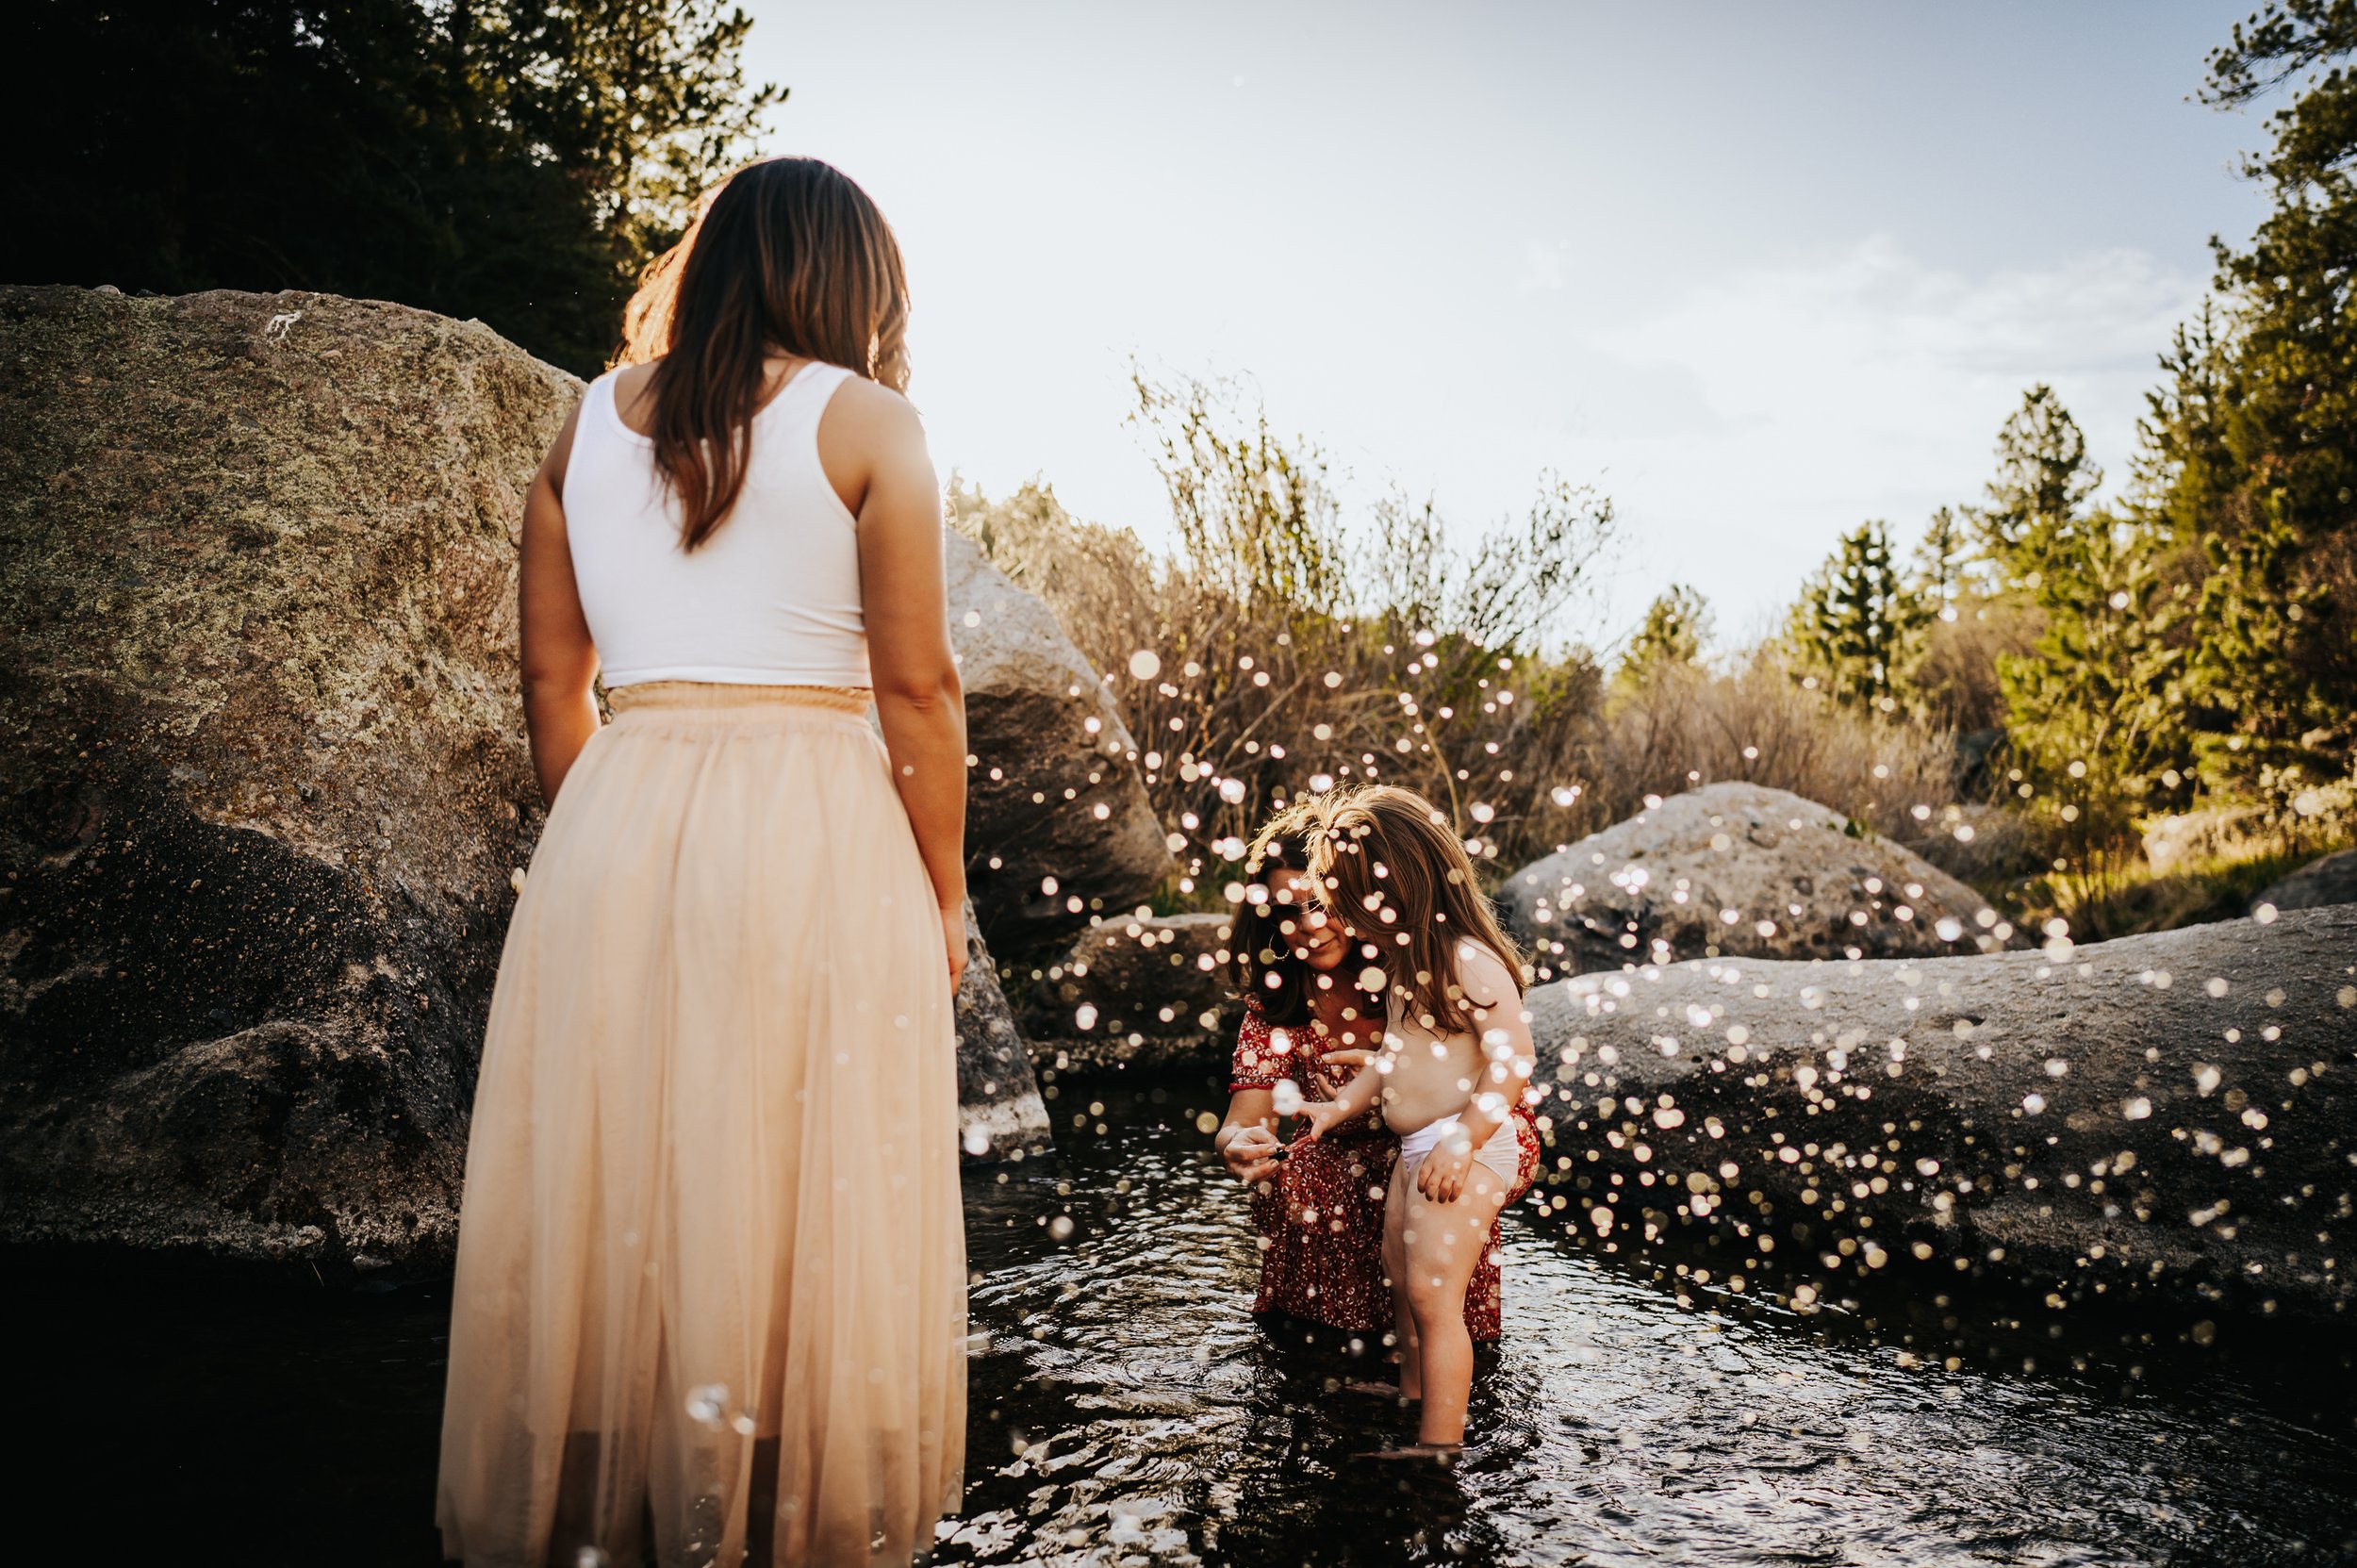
left=1523, top=905, right=2357, bottom=1327
left=5, top=286, right=2353, bottom=1328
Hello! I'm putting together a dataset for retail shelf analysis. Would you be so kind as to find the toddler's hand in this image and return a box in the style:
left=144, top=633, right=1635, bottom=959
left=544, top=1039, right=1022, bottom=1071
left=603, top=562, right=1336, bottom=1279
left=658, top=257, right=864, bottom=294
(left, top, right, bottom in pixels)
left=1414, top=1139, right=1476, bottom=1204
left=1296, top=1100, right=1352, bottom=1142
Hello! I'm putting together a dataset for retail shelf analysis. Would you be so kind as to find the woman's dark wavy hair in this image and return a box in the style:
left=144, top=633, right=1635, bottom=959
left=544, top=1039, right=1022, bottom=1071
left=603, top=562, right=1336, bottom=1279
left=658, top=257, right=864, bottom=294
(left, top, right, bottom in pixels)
left=1231, top=806, right=1330, bottom=1029
left=1226, top=797, right=1405, bottom=1028
left=615, top=156, right=911, bottom=550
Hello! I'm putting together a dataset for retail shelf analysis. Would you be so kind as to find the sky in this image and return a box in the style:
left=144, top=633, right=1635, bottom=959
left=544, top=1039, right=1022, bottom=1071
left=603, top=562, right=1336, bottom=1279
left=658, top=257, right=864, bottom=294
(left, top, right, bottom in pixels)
left=742, top=2, right=2271, bottom=651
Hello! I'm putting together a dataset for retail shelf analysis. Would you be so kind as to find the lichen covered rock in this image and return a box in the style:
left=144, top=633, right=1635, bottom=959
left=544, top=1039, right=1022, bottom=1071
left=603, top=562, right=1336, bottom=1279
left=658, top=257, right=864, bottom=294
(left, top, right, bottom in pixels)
left=0, top=287, right=1068, bottom=1273
left=1496, top=782, right=2010, bottom=981
left=1524, top=905, right=2357, bottom=1327
left=0, top=286, right=569, bottom=1270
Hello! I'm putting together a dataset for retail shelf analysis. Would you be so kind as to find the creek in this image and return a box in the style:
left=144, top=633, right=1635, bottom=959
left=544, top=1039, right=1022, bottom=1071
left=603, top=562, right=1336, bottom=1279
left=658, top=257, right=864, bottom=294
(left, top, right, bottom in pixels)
left=8, top=1070, right=2352, bottom=1565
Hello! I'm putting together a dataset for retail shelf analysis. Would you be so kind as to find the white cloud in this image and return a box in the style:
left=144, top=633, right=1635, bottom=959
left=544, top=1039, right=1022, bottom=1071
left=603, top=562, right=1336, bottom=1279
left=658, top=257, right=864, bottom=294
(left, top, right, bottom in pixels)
left=1561, top=237, right=2207, bottom=642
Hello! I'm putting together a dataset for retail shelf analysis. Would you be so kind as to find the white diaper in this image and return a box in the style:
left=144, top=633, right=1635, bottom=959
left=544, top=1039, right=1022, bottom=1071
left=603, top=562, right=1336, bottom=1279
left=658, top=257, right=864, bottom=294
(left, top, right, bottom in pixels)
left=1395, top=1113, right=1521, bottom=1187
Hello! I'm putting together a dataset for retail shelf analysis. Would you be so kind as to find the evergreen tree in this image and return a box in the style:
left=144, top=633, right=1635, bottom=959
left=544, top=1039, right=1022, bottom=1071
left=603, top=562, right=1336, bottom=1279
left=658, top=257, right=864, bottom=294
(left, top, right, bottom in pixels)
left=1911, top=505, right=1975, bottom=618
left=1787, top=522, right=1917, bottom=709
left=1973, top=384, right=2105, bottom=588
left=1996, top=509, right=2184, bottom=842
left=1613, top=584, right=1711, bottom=696
left=14, top=0, right=780, bottom=374
left=2130, top=1, right=2357, bottom=806
left=1628, top=585, right=1711, bottom=668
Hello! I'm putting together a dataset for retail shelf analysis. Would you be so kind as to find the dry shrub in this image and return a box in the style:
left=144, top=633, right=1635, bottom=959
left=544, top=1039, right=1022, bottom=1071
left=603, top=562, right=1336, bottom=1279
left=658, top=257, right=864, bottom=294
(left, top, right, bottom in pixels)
left=950, top=471, right=1613, bottom=897
left=952, top=371, right=2016, bottom=912
left=1565, top=655, right=1968, bottom=862
left=1906, top=601, right=2037, bottom=736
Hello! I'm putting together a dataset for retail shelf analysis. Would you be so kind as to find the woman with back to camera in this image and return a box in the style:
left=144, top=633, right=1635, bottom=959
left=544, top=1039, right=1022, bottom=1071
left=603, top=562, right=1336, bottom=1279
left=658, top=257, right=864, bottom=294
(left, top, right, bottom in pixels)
left=437, top=157, right=968, bottom=1567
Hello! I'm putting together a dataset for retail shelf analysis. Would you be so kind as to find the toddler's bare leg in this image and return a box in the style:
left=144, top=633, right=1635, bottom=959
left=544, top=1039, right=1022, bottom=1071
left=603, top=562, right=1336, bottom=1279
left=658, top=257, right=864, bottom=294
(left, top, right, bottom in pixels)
left=1398, top=1161, right=1508, bottom=1446
left=1381, top=1160, right=1422, bottom=1401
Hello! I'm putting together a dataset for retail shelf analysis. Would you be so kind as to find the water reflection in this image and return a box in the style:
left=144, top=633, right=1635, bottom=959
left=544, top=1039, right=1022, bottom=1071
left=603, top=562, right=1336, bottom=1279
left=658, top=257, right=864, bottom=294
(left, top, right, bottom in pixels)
left=948, top=1078, right=2357, bottom=1567
left=3, top=1075, right=2350, bottom=1565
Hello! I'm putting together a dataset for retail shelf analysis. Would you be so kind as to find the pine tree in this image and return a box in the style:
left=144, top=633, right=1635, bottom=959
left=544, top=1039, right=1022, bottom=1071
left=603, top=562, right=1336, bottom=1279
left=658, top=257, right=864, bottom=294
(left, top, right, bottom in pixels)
left=2129, top=2, right=2357, bottom=809
left=1617, top=584, right=1711, bottom=693
left=1974, top=384, right=2105, bottom=589
left=16, top=0, right=781, bottom=374
left=1787, top=522, right=1917, bottom=709
left=1911, top=505, right=1975, bottom=617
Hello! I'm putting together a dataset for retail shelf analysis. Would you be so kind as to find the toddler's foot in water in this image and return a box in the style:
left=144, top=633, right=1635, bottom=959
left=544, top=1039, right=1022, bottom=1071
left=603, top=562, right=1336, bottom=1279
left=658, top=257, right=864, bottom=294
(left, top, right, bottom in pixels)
left=1357, top=1442, right=1460, bottom=1464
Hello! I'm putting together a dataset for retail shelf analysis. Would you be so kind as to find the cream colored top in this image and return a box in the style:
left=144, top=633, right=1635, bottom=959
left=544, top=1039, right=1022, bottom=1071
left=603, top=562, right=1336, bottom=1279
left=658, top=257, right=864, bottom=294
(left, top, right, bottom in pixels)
left=563, top=360, right=873, bottom=689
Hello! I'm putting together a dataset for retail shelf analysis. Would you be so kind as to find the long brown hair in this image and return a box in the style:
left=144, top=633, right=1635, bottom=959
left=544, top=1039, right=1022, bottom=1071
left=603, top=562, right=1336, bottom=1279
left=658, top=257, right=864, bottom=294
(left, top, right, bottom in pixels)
left=1296, top=785, right=1525, bottom=1035
left=618, top=157, right=911, bottom=550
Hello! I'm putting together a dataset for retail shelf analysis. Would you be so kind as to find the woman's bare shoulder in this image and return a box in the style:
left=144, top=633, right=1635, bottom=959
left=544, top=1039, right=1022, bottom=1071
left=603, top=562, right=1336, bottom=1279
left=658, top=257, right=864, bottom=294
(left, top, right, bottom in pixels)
left=822, top=371, right=922, bottom=433
left=612, top=359, right=660, bottom=436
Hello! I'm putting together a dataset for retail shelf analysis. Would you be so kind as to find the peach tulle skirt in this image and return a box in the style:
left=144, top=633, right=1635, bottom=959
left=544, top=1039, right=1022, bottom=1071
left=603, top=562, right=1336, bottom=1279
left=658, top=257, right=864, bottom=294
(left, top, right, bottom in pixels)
left=437, top=684, right=965, bottom=1568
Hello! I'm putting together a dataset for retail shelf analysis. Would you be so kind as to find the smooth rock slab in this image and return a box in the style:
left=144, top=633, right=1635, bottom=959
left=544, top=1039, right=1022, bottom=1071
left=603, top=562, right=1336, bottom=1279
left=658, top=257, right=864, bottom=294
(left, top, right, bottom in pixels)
left=1497, top=782, right=2010, bottom=981
left=946, top=532, right=1171, bottom=949
left=2252, top=847, right=2357, bottom=915
left=1525, top=904, right=2357, bottom=1326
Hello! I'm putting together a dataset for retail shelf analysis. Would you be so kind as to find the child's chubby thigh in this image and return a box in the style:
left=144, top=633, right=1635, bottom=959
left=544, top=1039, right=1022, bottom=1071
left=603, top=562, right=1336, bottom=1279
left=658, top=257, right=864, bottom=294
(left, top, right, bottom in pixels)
left=1376, top=1027, right=1485, bottom=1137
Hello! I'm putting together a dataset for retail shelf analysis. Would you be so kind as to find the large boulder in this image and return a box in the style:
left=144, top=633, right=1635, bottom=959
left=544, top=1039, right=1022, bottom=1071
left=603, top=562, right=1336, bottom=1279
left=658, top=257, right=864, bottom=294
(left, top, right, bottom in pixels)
left=0, top=286, right=565, bottom=1271
left=1524, top=904, right=2357, bottom=1328
left=2253, top=847, right=2357, bottom=915
left=0, top=287, right=1059, bottom=1275
left=1496, top=783, right=2011, bottom=981
left=946, top=531, right=1171, bottom=948
left=1024, top=911, right=1240, bottom=1070
left=953, top=899, right=1052, bottom=1161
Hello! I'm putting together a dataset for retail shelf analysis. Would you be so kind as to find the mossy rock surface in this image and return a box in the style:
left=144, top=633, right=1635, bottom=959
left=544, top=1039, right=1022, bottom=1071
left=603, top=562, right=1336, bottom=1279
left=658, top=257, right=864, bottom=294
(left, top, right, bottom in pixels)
left=0, top=285, right=573, bottom=1271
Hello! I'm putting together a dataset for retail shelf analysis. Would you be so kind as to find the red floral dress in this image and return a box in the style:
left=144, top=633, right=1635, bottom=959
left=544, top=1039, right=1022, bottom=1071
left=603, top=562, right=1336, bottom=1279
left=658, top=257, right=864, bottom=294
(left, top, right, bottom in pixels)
left=1228, top=1003, right=1541, bottom=1342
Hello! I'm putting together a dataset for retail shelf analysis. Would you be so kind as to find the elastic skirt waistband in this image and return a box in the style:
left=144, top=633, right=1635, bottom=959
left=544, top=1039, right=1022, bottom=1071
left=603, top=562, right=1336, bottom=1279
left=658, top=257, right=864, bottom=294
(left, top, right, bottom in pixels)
left=605, top=681, right=874, bottom=718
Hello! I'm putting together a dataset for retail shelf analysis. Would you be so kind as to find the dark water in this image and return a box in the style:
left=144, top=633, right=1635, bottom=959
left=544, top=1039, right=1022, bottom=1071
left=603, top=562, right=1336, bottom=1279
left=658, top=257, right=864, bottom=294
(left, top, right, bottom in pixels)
left=8, top=1073, right=2355, bottom=1565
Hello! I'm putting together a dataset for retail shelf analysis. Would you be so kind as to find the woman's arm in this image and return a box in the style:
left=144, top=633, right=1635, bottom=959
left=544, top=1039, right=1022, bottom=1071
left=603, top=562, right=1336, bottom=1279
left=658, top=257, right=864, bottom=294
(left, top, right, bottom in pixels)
left=840, top=381, right=968, bottom=989
left=519, top=402, right=600, bottom=806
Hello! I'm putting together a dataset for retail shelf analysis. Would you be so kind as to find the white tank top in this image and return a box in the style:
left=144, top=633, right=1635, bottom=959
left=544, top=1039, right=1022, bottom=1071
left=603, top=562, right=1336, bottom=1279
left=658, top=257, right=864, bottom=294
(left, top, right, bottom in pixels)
left=563, top=359, right=872, bottom=689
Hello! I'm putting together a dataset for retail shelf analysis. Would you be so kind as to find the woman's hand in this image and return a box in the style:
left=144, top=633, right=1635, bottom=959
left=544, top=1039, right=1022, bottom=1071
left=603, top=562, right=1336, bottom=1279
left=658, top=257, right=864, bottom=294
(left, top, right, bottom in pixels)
left=941, top=900, right=969, bottom=993
left=1220, top=1125, right=1284, bottom=1184
left=1414, top=1138, right=1476, bottom=1204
